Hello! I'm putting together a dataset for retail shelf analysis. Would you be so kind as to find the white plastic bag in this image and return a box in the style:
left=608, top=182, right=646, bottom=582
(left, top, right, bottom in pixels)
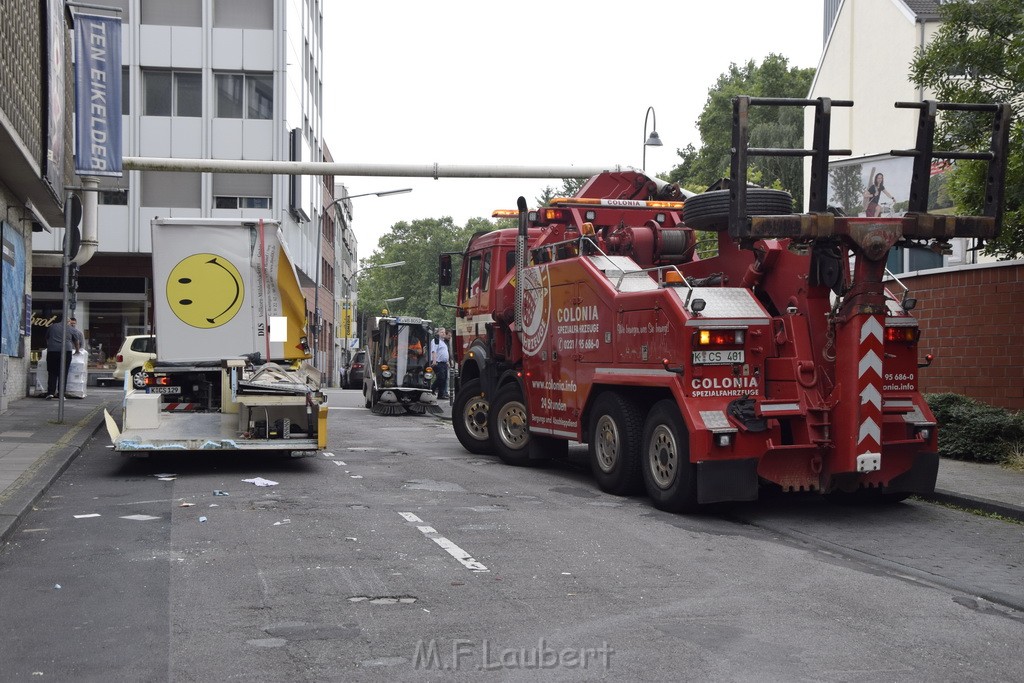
left=66, top=350, right=88, bottom=398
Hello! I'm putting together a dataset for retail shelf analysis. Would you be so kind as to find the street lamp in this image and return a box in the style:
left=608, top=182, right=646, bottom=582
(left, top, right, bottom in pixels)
left=341, top=262, right=406, bottom=371
left=642, top=106, right=662, bottom=171
left=317, top=188, right=411, bottom=381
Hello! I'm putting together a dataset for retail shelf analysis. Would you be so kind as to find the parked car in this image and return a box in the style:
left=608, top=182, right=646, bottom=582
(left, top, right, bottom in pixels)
left=112, top=335, right=156, bottom=388
left=345, top=349, right=367, bottom=390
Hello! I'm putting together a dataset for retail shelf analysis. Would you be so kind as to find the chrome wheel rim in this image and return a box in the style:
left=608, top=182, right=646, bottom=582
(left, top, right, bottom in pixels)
left=463, top=396, right=489, bottom=441
left=595, top=414, right=620, bottom=474
left=648, top=424, right=677, bottom=489
left=497, top=400, right=528, bottom=450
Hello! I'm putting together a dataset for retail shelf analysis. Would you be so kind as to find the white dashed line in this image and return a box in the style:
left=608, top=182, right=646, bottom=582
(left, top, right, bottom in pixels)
left=399, top=512, right=489, bottom=573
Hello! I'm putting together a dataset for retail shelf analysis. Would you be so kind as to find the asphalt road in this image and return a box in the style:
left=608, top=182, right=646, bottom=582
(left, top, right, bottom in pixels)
left=1, top=388, right=1021, bottom=681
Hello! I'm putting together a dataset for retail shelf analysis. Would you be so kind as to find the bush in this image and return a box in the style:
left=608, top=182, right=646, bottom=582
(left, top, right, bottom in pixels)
left=925, top=393, right=1024, bottom=463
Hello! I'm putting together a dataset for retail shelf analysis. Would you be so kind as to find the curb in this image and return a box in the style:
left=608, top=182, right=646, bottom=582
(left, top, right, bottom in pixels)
left=919, top=489, right=1024, bottom=523
left=0, top=407, right=109, bottom=546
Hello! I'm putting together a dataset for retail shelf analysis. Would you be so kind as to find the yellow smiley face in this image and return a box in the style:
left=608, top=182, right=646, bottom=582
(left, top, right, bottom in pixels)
left=166, top=253, right=244, bottom=329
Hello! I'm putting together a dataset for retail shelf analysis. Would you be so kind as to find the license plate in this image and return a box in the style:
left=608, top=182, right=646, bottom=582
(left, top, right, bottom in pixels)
left=692, top=350, right=744, bottom=365
left=148, top=386, right=181, bottom=394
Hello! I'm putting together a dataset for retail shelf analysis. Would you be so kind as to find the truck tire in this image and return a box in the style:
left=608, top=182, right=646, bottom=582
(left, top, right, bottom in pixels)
left=682, top=188, right=794, bottom=230
left=453, top=378, right=493, bottom=455
left=589, top=392, right=643, bottom=495
left=490, top=382, right=539, bottom=466
left=642, top=400, right=698, bottom=512
left=363, top=385, right=371, bottom=409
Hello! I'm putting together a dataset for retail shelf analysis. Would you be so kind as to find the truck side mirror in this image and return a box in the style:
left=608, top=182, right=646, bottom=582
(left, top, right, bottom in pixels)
left=439, top=254, right=452, bottom=287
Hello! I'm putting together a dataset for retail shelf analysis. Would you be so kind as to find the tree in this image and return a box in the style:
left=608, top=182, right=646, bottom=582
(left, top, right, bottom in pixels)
left=666, top=54, right=815, bottom=207
left=356, top=217, right=494, bottom=336
left=909, top=0, right=1023, bottom=258
left=535, top=178, right=587, bottom=207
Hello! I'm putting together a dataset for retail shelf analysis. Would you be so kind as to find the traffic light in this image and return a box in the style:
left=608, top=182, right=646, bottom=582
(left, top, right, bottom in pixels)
left=64, top=262, right=80, bottom=293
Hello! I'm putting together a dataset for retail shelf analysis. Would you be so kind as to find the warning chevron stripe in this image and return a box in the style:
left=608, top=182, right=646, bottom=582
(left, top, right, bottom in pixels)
left=162, top=403, right=200, bottom=412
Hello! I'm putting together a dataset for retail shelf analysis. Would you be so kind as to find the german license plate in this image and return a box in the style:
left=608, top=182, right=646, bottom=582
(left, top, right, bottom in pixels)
left=148, top=386, right=181, bottom=395
left=692, top=350, right=744, bottom=365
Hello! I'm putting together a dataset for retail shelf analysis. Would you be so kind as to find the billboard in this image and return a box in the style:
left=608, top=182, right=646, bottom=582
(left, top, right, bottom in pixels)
left=151, top=219, right=309, bottom=363
left=827, top=154, right=953, bottom=218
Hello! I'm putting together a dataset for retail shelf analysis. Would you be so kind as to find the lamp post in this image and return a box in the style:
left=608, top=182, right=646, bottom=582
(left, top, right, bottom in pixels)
left=341, top=262, right=405, bottom=375
left=642, top=106, right=662, bottom=171
left=383, top=296, right=405, bottom=314
left=318, top=187, right=411, bottom=383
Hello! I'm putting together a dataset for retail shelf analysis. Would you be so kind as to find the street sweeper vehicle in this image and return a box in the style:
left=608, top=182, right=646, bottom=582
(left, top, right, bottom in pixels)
left=438, top=96, right=1009, bottom=511
left=363, top=313, right=442, bottom=415
left=104, top=218, right=327, bottom=456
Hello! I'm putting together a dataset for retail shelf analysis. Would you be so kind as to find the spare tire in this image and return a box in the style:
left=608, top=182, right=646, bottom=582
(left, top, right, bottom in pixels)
left=683, top=188, right=794, bottom=230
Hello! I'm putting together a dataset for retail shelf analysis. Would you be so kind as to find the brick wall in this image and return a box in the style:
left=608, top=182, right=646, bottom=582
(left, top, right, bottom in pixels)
left=897, top=261, right=1024, bottom=410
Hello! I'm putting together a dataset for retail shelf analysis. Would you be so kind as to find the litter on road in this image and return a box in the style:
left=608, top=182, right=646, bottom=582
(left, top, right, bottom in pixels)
left=242, top=477, right=279, bottom=487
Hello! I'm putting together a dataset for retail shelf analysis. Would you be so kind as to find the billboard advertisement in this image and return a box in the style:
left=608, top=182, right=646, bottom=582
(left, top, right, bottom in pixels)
left=151, top=219, right=309, bottom=363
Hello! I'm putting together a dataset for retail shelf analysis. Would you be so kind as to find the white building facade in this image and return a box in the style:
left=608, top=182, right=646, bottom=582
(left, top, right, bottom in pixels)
left=30, top=0, right=348, bottom=381
left=804, top=0, right=982, bottom=273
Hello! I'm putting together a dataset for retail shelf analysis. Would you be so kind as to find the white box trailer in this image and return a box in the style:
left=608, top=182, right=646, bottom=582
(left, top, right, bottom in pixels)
left=104, top=218, right=327, bottom=455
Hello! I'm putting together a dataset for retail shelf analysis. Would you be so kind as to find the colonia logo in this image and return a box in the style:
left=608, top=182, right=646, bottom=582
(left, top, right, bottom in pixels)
left=521, top=266, right=550, bottom=357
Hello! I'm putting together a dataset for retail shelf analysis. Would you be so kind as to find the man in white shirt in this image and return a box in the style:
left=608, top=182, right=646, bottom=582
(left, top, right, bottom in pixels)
left=429, top=327, right=450, bottom=399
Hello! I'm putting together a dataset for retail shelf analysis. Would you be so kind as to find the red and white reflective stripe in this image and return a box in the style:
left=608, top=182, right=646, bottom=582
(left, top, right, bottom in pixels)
left=162, top=403, right=200, bottom=411
left=856, top=316, right=884, bottom=453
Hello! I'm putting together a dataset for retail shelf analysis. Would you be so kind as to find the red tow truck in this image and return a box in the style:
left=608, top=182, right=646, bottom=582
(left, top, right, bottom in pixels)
left=438, top=97, right=1009, bottom=511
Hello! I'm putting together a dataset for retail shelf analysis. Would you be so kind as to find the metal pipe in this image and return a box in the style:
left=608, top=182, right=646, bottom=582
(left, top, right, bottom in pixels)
left=123, top=158, right=623, bottom=179
left=33, top=176, right=102, bottom=269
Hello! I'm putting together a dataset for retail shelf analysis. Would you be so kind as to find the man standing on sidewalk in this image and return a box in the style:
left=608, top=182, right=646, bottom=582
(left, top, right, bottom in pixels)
left=429, top=327, right=450, bottom=399
left=44, top=315, right=84, bottom=399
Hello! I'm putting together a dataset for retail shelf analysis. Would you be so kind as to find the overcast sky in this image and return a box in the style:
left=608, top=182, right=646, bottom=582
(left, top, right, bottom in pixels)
left=321, top=1, right=825, bottom=257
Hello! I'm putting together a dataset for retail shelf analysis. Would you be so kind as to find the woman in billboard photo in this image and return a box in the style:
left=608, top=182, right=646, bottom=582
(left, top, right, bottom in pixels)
left=863, top=172, right=895, bottom=217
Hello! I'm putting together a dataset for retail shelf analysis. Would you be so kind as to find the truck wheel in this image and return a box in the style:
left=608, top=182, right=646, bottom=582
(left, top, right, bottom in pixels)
left=490, top=383, right=537, bottom=466
left=363, top=385, right=371, bottom=409
left=642, top=400, right=698, bottom=512
left=453, top=378, right=493, bottom=455
left=589, top=392, right=643, bottom=495
left=682, top=188, right=794, bottom=230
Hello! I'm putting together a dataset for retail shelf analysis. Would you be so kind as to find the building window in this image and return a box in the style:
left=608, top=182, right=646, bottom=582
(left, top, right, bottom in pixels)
left=141, top=171, right=201, bottom=208
left=122, top=66, right=130, bottom=114
left=321, top=260, right=334, bottom=293
left=214, top=196, right=272, bottom=209
left=140, top=0, right=201, bottom=27
left=215, top=73, right=273, bottom=119
left=213, top=0, right=273, bottom=29
left=143, top=70, right=201, bottom=117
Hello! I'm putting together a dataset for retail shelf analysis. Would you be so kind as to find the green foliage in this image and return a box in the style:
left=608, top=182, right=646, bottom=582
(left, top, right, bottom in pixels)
left=909, top=0, right=1024, bottom=258
left=925, top=393, right=1024, bottom=463
left=535, top=178, right=587, bottom=207
left=358, top=216, right=494, bottom=333
left=666, top=54, right=815, bottom=206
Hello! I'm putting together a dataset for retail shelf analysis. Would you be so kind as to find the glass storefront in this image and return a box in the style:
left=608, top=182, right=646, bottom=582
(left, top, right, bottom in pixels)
left=31, top=266, right=151, bottom=375
left=31, top=299, right=150, bottom=370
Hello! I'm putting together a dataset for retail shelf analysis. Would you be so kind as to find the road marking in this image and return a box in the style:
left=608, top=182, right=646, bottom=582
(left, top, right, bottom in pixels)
left=398, top=512, right=489, bottom=573
left=121, top=514, right=161, bottom=521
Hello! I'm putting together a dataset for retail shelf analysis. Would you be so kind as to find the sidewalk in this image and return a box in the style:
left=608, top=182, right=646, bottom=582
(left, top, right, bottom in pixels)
left=1, top=389, right=1021, bottom=546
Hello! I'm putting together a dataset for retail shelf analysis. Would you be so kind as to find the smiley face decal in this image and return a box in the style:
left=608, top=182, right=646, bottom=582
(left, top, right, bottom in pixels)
left=166, top=253, right=244, bottom=328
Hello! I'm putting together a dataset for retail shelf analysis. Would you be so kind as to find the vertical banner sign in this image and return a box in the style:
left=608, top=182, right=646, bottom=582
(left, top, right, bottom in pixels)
left=74, top=14, right=122, bottom=176
left=44, top=0, right=67, bottom=195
